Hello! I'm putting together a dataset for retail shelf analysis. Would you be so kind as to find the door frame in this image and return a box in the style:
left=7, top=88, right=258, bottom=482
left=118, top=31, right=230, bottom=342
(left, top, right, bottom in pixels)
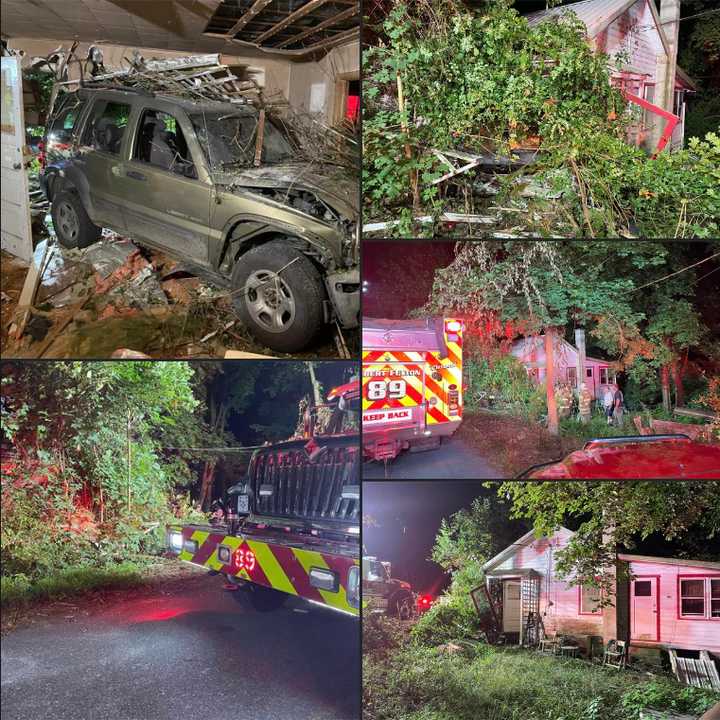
left=631, top=575, right=661, bottom=642
left=503, top=579, right=522, bottom=634
left=332, top=70, right=359, bottom=127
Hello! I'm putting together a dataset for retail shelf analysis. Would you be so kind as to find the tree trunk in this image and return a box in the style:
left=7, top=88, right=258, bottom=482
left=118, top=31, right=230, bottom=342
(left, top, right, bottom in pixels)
left=660, top=365, right=672, bottom=412
left=672, top=349, right=688, bottom=408
left=308, top=362, right=323, bottom=407
left=198, top=459, right=217, bottom=511
left=545, top=329, right=559, bottom=435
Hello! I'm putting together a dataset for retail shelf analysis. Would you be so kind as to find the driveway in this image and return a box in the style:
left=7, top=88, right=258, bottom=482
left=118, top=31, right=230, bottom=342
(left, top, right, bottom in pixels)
left=1, top=570, right=360, bottom=720
left=362, top=435, right=503, bottom=479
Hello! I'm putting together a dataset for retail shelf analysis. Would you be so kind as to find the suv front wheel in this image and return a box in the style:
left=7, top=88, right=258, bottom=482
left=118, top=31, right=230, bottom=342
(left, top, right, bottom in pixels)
left=231, top=240, right=326, bottom=353
left=51, top=190, right=102, bottom=249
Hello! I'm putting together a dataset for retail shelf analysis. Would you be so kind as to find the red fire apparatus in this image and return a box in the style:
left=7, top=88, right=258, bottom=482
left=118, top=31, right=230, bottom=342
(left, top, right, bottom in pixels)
left=362, top=317, right=464, bottom=461
left=166, top=383, right=360, bottom=616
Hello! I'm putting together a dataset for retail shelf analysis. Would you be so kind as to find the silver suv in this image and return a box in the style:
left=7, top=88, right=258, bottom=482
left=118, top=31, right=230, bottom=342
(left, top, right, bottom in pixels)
left=40, top=87, right=359, bottom=352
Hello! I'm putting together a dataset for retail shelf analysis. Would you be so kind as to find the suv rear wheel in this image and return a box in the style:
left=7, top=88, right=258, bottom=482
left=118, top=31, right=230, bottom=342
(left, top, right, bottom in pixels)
left=51, top=190, right=101, bottom=249
left=231, top=240, right=326, bottom=352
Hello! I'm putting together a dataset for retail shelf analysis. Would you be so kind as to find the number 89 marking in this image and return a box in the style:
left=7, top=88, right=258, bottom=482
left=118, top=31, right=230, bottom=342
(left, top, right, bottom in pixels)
left=367, top=379, right=407, bottom=400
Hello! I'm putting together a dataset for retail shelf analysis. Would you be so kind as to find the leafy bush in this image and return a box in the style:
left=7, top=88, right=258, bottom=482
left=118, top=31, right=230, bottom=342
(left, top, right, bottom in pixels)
left=363, top=612, right=407, bottom=660
left=411, top=596, right=482, bottom=646
left=464, top=354, right=545, bottom=420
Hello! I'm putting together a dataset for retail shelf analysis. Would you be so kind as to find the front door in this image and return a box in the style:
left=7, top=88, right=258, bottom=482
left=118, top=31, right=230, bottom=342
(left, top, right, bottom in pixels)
left=631, top=577, right=659, bottom=641
left=120, top=106, right=210, bottom=265
left=503, top=581, right=521, bottom=633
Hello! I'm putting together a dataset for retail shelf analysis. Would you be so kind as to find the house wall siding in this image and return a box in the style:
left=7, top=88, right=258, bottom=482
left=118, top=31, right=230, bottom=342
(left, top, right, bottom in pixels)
left=495, top=529, right=604, bottom=638
left=627, top=560, right=720, bottom=652
left=593, top=0, right=666, bottom=81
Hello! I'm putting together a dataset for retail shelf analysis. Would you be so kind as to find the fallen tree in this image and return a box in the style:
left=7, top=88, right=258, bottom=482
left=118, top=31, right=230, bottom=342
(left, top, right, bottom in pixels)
left=363, top=0, right=720, bottom=237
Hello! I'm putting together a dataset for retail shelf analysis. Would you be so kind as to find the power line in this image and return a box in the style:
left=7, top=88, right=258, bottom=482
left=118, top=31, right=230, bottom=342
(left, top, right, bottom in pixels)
left=626, top=251, right=720, bottom=294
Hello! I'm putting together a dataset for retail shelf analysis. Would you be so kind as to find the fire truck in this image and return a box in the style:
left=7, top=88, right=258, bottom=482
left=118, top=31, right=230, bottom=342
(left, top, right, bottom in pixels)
left=362, top=317, right=464, bottom=461
left=166, top=383, right=360, bottom=616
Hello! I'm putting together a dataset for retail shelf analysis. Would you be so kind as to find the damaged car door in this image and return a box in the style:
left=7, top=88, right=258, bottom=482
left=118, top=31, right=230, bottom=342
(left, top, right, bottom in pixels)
left=119, top=104, right=210, bottom=264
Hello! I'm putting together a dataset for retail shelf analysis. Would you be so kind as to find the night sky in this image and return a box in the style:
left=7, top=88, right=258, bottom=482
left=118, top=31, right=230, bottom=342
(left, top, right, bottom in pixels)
left=362, top=481, right=529, bottom=595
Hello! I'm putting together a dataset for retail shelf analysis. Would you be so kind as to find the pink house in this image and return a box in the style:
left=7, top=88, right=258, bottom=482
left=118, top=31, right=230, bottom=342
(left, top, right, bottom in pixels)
left=480, top=527, right=720, bottom=657
left=526, top=0, right=697, bottom=151
left=511, top=336, right=617, bottom=399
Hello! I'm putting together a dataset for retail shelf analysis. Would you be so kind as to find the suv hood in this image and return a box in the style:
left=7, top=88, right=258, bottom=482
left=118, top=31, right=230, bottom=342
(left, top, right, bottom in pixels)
left=211, top=163, right=358, bottom=220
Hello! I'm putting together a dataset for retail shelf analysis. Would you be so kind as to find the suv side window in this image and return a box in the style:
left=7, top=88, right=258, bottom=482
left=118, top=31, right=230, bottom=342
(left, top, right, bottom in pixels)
left=133, top=108, right=197, bottom=179
left=82, top=100, right=131, bottom=155
left=48, top=99, right=86, bottom=143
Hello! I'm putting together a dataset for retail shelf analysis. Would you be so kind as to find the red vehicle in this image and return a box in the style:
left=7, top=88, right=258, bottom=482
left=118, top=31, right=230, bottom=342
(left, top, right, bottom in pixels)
left=520, top=435, right=720, bottom=479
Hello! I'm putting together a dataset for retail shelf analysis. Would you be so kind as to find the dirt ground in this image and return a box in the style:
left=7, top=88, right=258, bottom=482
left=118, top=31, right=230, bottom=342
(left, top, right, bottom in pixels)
left=1, top=225, right=352, bottom=359
left=457, top=411, right=582, bottom=478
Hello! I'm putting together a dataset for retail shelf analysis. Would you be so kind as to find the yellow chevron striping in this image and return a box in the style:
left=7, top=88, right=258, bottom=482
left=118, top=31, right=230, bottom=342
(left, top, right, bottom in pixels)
left=291, top=548, right=350, bottom=613
left=245, top=539, right=298, bottom=596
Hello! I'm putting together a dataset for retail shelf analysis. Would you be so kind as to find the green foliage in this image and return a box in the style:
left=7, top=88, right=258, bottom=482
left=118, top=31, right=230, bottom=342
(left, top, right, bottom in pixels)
left=0, top=563, right=148, bottom=607
left=496, top=481, right=720, bottom=594
left=411, top=596, right=481, bottom=646
left=620, top=681, right=718, bottom=720
left=363, top=642, right=720, bottom=720
left=465, top=355, right=546, bottom=420
left=363, top=1, right=720, bottom=237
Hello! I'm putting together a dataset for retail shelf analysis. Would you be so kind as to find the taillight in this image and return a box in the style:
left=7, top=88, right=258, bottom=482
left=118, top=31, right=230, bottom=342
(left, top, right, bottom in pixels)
left=418, top=594, right=433, bottom=610
left=447, top=384, right=460, bottom=416
left=233, top=548, right=256, bottom=572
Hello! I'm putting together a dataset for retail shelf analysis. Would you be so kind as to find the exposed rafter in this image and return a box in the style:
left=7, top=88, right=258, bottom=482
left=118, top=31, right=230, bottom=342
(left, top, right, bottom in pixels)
left=226, top=0, right=274, bottom=37
left=254, top=0, right=334, bottom=45
left=301, top=25, right=359, bottom=53
left=274, top=5, right=358, bottom=49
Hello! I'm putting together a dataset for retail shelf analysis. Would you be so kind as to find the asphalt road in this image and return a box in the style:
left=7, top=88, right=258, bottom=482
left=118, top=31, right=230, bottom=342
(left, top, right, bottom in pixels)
left=1, top=570, right=360, bottom=720
left=363, top=435, right=503, bottom=479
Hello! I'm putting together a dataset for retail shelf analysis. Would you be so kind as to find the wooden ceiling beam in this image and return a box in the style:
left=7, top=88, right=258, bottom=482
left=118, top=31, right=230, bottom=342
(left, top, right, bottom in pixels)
left=254, top=0, right=333, bottom=45
left=274, top=5, right=358, bottom=49
left=225, top=0, right=273, bottom=37
left=301, top=25, right=359, bottom=52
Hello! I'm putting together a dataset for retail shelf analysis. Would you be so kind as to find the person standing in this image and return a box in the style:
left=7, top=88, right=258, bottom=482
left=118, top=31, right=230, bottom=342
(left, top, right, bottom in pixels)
left=602, top=386, right=614, bottom=425
left=612, top=386, right=625, bottom=427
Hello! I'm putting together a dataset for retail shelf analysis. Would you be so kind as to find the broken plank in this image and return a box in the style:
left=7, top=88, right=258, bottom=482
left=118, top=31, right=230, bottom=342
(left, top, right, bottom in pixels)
left=13, top=242, right=52, bottom=339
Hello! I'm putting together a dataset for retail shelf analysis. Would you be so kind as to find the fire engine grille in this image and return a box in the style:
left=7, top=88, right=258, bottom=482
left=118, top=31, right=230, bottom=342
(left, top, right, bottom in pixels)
left=249, top=439, right=359, bottom=524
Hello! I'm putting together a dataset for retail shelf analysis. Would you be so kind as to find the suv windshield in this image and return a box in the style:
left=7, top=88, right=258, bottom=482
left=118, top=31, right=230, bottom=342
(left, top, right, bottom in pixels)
left=189, top=108, right=294, bottom=169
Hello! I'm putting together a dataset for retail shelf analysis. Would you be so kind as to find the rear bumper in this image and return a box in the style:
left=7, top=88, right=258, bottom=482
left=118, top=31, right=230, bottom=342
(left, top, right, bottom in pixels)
left=363, top=419, right=460, bottom=460
left=167, top=524, right=360, bottom=617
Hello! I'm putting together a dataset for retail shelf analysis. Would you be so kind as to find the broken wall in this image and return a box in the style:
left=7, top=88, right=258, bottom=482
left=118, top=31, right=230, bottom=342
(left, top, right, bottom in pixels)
left=288, top=40, right=359, bottom=124
left=7, top=37, right=292, bottom=106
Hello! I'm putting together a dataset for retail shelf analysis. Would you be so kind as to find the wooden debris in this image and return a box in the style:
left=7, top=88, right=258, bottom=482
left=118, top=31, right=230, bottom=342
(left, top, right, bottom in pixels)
left=669, top=649, right=720, bottom=691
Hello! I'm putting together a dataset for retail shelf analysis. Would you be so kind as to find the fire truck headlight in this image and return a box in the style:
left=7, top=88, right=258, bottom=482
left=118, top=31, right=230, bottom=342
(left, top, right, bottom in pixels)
left=347, top=566, right=360, bottom=609
left=445, top=320, right=462, bottom=333
left=183, top=539, right=198, bottom=555
left=217, top=545, right=232, bottom=564
left=341, top=484, right=360, bottom=501
left=167, top=531, right=183, bottom=553
left=309, top=567, right=339, bottom=592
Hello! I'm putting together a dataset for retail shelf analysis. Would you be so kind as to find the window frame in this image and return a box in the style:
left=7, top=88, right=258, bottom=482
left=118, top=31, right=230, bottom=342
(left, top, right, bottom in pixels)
left=578, top=582, right=603, bottom=616
left=80, top=96, right=133, bottom=156
left=677, top=574, right=720, bottom=621
left=130, top=105, right=200, bottom=180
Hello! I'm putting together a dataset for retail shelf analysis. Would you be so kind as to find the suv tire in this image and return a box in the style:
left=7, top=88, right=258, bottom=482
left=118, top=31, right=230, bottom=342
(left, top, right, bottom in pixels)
left=231, top=240, right=326, bottom=352
left=51, top=190, right=102, bottom=249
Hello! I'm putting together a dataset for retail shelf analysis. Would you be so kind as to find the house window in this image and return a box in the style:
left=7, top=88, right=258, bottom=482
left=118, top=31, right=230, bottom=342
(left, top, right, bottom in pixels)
left=679, top=577, right=720, bottom=619
left=579, top=584, right=602, bottom=614
left=586, top=368, right=593, bottom=378
left=567, top=367, right=577, bottom=386
left=600, top=368, right=616, bottom=385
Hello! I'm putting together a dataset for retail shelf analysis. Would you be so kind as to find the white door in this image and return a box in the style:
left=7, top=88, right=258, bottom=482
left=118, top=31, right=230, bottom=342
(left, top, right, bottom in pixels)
left=1, top=55, right=33, bottom=262
left=503, top=581, right=521, bottom=633
left=631, top=577, right=659, bottom=641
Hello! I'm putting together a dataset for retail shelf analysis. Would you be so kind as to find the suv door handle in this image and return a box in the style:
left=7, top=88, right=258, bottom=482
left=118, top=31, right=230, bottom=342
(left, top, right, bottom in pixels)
left=126, top=170, right=146, bottom=181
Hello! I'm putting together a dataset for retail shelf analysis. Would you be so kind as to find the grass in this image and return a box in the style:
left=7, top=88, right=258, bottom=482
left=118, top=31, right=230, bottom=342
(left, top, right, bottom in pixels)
left=363, top=640, right=720, bottom=720
left=0, top=562, right=151, bottom=608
